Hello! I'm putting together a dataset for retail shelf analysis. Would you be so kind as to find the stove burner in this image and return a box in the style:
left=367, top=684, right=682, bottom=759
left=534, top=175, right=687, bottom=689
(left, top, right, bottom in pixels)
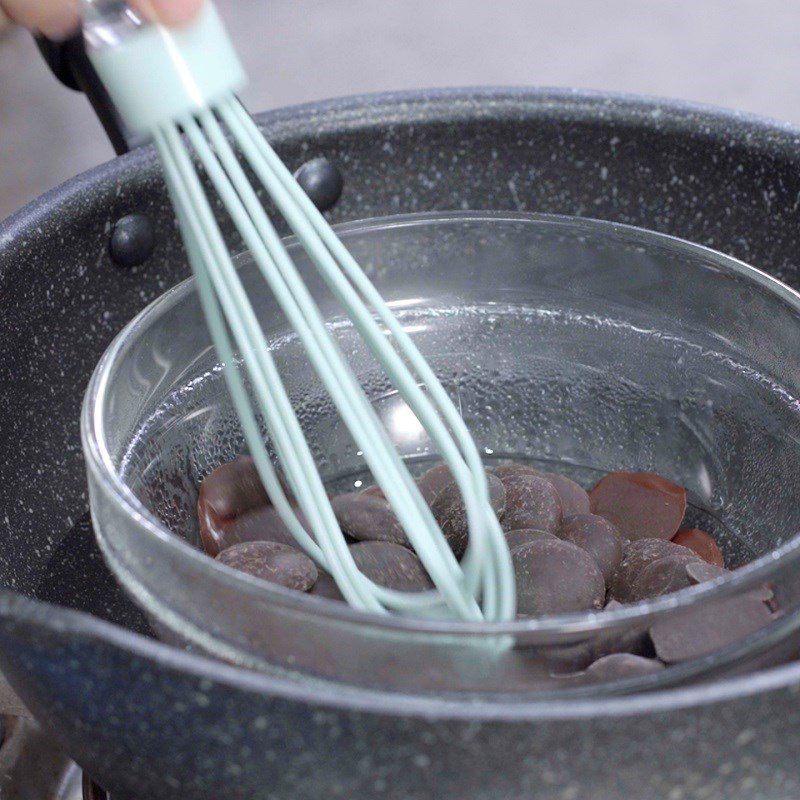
left=82, top=774, right=110, bottom=800
left=0, top=715, right=114, bottom=800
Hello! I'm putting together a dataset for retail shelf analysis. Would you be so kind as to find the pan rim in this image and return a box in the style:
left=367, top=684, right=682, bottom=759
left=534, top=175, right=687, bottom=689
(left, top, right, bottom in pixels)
left=2, top=589, right=800, bottom=722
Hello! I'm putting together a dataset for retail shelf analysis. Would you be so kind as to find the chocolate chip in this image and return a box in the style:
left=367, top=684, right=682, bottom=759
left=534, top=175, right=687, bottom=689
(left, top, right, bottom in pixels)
left=671, top=528, right=725, bottom=567
left=348, top=542, right=434, bottom=592
left=198, top=457, right=270, bottom=555
left=497, top=473, right=562, bottom=533
left=491, top=463, right=546, bottom=481
left=650, top=593, right=774, bottom=663
left=609, top=538, right=697, bottom=603
left=216, top=541, right=318, bottom=591
left=594, top=598, right=653, bottom=656
left=505, top=529, right=558, bottom=551
left=684, top=561, right=773, bottom=604
left=197, top=457, right=302, bottom=556
left=512, top=538, right=605, bottom=615
left=198, top=514, right=226, bottom=557
left=331, top=493, right=408, bottom=545
left=309, top=569, right=345, bottom=601
left=685, top=561, right=730, bottom=585
left=629, top=552, right=700, bottom=602
left=584, top=653, right=665, bottom=681
left=430, top=473, right=506, bottom=557
left=199, top=456, right=269, bottom=519
left=589, top=471, right=686, bottom=541
left=545, top=473, right=591, bottom=517
left=558, top=513, right=623, bottom=583
left=416, top=463, right=455, bottom=504
left=202, top=504, right=312, bottom=555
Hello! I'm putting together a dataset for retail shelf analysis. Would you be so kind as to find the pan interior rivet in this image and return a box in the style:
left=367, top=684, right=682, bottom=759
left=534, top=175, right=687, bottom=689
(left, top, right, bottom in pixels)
left=293, top=157, right=344, bottom=212
left=109, top=213, right=156, bottom=268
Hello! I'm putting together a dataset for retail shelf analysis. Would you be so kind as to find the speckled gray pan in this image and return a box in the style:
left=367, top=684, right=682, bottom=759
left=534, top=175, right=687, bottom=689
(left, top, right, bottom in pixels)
left=2, top=88, right=800, bottom=799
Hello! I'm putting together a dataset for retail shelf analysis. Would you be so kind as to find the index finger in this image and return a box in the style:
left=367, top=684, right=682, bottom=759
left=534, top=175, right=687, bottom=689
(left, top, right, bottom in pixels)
left=129, top=0, right=204, bottom=26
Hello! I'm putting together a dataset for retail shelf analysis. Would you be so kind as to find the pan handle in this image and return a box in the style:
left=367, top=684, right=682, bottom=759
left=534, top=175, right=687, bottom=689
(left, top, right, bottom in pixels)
left=36, top=33, right=133, bottom=155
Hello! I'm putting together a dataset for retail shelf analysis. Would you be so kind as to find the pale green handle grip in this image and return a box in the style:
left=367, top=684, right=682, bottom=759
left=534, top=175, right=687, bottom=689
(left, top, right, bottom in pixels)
left=86, top=1, right=247, bottom=137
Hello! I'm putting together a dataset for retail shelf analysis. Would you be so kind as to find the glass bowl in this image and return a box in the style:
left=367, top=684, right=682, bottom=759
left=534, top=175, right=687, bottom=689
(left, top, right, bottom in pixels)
left=82, top=212, right=800, bottom=696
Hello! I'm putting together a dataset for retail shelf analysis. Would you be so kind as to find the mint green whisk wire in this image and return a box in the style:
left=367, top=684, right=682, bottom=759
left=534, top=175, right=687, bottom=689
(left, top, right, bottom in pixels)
left=159, top=120, right=482, bottom=619
left=84, top=0, right=516, bottom=621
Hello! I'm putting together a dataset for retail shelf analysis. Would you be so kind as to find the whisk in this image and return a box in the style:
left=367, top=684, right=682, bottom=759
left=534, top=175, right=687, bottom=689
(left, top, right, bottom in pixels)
left=82, top=0, right=515, bottom=621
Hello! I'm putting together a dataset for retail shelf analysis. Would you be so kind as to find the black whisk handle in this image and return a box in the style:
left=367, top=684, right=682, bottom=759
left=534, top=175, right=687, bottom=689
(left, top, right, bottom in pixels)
left=35, top=32, right=131, bottom=155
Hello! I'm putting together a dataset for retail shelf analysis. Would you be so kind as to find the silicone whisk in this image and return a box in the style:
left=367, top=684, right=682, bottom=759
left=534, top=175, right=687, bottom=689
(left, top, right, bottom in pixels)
left=81, top=0, right=515, bottom=621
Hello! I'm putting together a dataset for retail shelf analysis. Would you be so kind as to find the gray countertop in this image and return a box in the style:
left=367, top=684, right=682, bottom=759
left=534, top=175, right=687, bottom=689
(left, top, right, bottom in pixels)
left=1, top=0, right=798, bottom=220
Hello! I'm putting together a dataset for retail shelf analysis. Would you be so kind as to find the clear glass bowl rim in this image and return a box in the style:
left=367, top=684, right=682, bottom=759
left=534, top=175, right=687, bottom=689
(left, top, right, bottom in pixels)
left=81, top=210, right=800, bottom=638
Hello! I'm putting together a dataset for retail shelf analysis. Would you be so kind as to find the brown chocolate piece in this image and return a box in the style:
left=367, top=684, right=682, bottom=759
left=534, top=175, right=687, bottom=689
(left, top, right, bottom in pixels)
left=199, top=456, right=269, bottom=521
left=430, top=473, right=506, bottom=557
left=197, top=457, right=304, bottom=556
left=650, top=593, right=774, bottom=663
left=198, top=456, right=271, bottom=555
left=685, top=560, right=730, bottom=585
left=583, top=653, right=665, bottom=681
left=512, top=538, right=605, bottom=615
left=594, top=599, right=653, bottom=656
left=589, top=471, right=686, bottom=541
left=558, top=513, right=623, bottom=583
left=309, top=569, right=345, bottom=601
left=216, top=541, right=318, bottom=591
left=671, top=528, right=725, bottom=567
left=505, top=529, right=558, bottom=551
left=490, top=463, right=546, bottom=481
left=629, top=552, right=700, bottom=602
left=348, top=542, right=434, bottom=592
left=545, top=473, right=591, bottom=517
left=363, top=463, right=480, bottom=507
left=684, top=561, right=773, bottom=605
left=608, top=538, right=697, bottom=603
left=416, top=463, right=455, bottom=504
left=497, top=473, right=562, bottom=533
left=203, top=504, right=312, bottom=555
left=331, top=493, right=408, bottom=545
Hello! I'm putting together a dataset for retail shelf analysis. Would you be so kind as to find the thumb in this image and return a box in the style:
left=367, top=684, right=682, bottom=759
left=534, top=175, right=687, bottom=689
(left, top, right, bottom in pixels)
left=0, top=0, right=79, bottom=39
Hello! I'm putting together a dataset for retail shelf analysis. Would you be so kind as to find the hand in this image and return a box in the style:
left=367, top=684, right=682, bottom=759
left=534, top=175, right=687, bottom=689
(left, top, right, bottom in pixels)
left=0, top=0, right=203, bottom=39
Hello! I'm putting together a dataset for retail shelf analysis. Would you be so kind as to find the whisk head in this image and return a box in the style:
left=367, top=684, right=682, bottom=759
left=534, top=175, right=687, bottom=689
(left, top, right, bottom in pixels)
left=83, top=0, right=516, bottom=621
